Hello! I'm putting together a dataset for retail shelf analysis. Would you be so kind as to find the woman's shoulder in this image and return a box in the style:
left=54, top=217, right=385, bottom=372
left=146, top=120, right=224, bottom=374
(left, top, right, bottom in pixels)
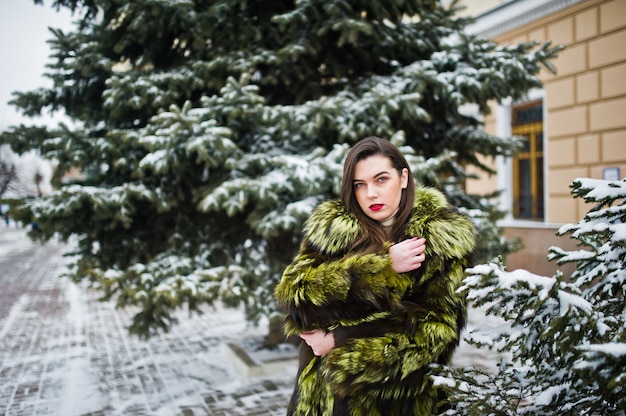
left=302, top=199, right=361, bottom=256
left=410, top=186, right=473, bottom=224
left=412, top=186, right=450, bottom=213
left=409, top=186, right=476, bottom=257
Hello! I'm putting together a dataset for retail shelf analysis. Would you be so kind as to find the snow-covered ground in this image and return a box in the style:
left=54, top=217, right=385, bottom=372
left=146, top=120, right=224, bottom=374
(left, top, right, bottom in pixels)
left=0, top=226, right=500, bottom=415
left=0, top=227, right=295, bottom=415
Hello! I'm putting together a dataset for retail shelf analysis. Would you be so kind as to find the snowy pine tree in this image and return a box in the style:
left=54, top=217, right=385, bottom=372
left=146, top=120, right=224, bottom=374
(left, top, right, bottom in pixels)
left=437, top=177, right=626, bottom=415
left=1, top=0, right=559, bottom=337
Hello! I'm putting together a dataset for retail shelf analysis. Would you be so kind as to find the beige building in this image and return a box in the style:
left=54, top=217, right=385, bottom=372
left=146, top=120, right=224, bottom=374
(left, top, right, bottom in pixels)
left=460, top=0, right=626, bottom=275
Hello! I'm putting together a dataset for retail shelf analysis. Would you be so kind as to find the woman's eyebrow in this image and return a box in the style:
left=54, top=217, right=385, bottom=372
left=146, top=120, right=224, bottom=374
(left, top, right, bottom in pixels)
left=353, top=171, right=390, bottom=182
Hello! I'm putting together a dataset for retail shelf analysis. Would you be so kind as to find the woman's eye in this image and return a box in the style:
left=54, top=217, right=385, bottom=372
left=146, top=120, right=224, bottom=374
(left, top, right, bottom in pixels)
left=354, top=182, right=364, bottom=188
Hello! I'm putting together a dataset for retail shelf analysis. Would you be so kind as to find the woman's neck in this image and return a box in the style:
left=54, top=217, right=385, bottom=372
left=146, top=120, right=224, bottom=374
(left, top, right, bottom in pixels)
left=380, top=207, right=400, bottom=228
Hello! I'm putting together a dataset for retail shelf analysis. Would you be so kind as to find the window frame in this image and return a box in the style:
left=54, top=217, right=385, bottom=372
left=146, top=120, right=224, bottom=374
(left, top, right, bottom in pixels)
left=511, top=100, right=545, bottom=221
left=495, top=90, right=548, bottom=225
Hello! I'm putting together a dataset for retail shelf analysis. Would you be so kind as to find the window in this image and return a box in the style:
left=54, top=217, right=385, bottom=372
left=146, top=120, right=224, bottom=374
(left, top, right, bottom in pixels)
left=512, top=101, right=544, bottom=221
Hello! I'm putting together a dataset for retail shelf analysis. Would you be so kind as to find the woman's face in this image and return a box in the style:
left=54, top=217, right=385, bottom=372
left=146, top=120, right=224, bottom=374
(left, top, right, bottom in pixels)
left=353, top=154, right=408, bottom=222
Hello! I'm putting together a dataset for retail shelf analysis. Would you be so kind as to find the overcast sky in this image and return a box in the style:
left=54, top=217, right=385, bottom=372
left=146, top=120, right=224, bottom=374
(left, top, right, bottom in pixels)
left=0, top=1, right=73, bottom=130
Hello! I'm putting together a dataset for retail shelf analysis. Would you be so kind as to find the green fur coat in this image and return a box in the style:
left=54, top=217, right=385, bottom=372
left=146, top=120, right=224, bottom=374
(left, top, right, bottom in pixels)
left=274, top=186, right=476, bottom=416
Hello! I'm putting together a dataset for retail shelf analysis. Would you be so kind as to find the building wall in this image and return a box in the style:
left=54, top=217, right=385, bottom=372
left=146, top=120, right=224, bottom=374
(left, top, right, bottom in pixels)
left=481, top=0, right=626, bottom=223
left=456, top=0, right=510, bottom=17
left=463, top=0, right=626, bottom=275
left=542, top=0, right=626, bottom=223
left=503, top=225, right=578, bottom=277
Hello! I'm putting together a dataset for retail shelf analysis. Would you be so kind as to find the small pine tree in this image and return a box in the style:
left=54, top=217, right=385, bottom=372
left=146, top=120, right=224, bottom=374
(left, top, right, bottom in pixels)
left=437, top=177, right=626, bottom=415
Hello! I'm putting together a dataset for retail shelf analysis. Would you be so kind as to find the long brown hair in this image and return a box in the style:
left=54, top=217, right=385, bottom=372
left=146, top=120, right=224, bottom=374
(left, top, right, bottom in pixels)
left=340, top=136, right=416, bottom=253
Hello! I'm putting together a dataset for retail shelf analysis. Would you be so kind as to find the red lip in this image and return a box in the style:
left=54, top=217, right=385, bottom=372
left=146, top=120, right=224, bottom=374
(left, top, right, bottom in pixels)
left=370, top=204, right=383, bottom=211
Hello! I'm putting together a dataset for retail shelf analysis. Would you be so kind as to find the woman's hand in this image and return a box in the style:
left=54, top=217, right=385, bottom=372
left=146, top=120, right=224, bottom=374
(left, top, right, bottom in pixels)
left=389, top=237, right=426, bottom=273
left=300, top=329, right=336, bottom=356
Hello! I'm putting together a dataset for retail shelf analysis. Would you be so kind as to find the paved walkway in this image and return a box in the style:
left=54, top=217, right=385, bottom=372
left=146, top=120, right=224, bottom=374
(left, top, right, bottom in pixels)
left=0, top=227, right=294, bottom=416
left=0, top=227, right=498, bottom=416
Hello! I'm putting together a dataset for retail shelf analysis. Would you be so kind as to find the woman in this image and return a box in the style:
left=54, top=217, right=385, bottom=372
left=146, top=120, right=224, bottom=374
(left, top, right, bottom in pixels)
left=274, top=137, right=476, bottom=415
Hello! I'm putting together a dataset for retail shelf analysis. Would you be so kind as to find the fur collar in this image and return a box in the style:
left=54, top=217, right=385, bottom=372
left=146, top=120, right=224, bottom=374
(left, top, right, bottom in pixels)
left=302, top=186, right=475, bottom=259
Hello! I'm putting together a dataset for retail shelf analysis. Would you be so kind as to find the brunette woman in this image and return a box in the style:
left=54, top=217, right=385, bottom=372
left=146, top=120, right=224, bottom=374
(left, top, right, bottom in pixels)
left=275, top=136, right=476, bottom=415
